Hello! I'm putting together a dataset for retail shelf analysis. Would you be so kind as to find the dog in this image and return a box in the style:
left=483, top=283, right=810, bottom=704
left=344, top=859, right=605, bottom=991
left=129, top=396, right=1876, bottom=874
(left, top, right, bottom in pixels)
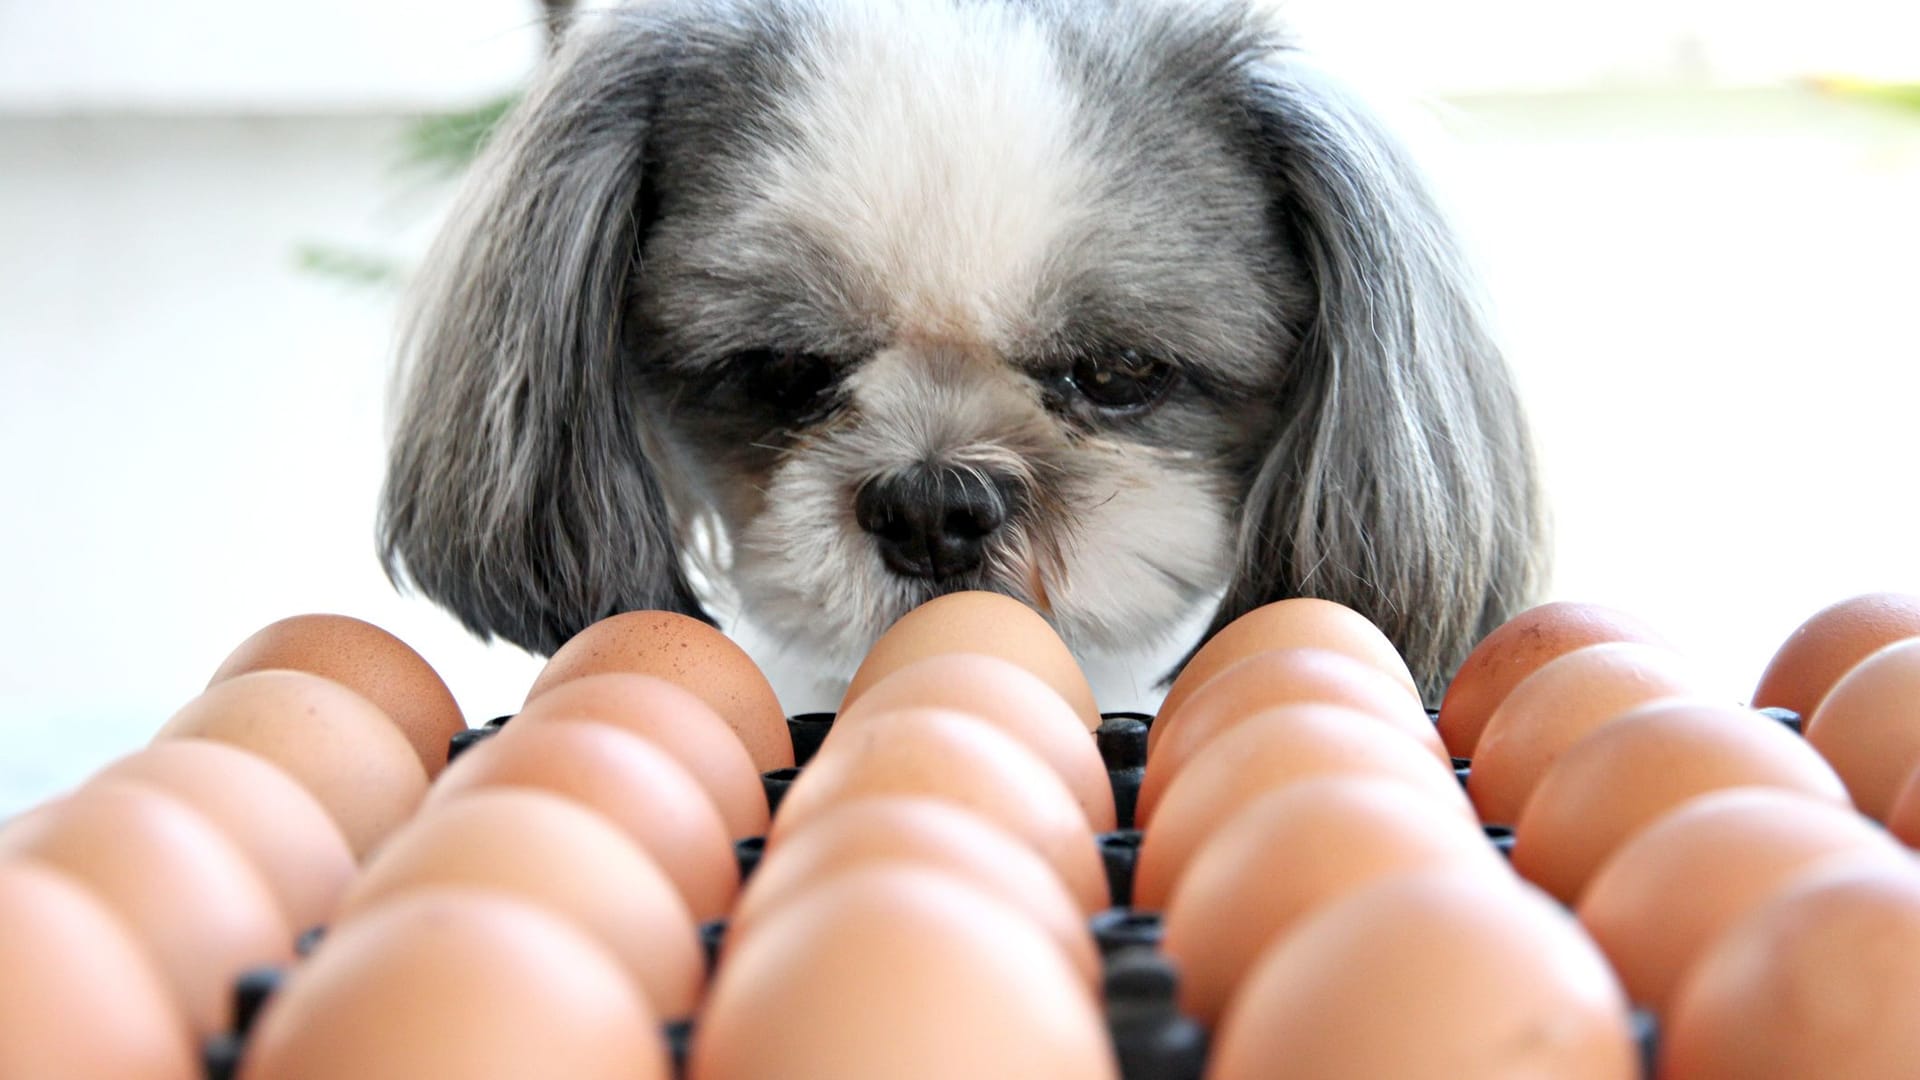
left=378, top=0, right=1546, bottom=704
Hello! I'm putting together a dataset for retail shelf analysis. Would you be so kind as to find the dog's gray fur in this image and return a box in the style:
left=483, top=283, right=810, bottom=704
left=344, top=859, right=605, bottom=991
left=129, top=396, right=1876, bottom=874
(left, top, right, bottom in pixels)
left=379, top=0, right=1546, bottom=701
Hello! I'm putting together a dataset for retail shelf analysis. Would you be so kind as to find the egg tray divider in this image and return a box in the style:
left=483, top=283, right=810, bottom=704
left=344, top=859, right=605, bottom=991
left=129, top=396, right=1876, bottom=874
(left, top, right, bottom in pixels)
left=203, top=705, right=1766, bottom=1080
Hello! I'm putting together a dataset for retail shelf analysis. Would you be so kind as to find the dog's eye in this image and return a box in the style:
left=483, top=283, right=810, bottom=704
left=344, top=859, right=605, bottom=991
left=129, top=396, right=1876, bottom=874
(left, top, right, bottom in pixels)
left=1068, top=351, right=1176, bottom=411
left=739, top=349, right=837, bottom=418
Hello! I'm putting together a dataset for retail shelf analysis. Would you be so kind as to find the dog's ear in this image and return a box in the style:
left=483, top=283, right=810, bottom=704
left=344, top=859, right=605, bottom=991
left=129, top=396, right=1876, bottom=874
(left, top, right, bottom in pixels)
left=379, top=17, right=707, bottom=656
left=1204, top=54, right=1546, bottom=700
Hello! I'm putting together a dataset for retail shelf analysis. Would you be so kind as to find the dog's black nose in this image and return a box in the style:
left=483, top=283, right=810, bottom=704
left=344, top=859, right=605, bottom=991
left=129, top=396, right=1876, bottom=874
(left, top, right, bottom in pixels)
left=854, top=465, right=1011, bottom=581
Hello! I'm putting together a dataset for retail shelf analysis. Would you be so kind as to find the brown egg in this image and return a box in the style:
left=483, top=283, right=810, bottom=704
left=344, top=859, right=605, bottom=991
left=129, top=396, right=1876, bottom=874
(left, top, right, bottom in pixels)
left=841, top=592, right=1101, bottom=730
left=1752, top=591, right=1920, bottom=720
left=1133, top=704, right=1473, bottom=910
left=1209, top=870, right=1636, bottom=1080
left=729, top=796, right=1099, bottom=990
left=1162, top=776, right=1506, bottom=1026
left=93, top=740, right=356, bottom=933
left=1885, top=762, right=1920, bottom=849
left=208, top=613, right=467, bottom=777
left=1511, top=700, right=1850, bottom=904
left=518, top=673, right=769, bottom=839
left=152, top=669, right=428, bottom=860
left=830, top=654, right=1114, bottom=830
left=527, top=610, right=793, bottom=772
left=1469, top=642, right=1705, bottom=825
left=240, top=888, right=669, bottom=1080
left=426, top=719, right=737, bottom=921
left=337, top=788, right=703, bottom=1020
left=1152, top=598, right=1419, bottom=755
left=1139, top=648, right=1446, bottom=827
left=1662, top=862, right=1920, bottom=1080
left=1806, top=639, right=1920, bottom=821
left=0, top=862, right=198, bottom=1080
left=1578, top=787, right=1908, bottom=1014
left=1436, top=601, right=1666, bottom=759
left=690, top=865, right=1118, bottom=1080
left=770, top=708, right=1108, bottom=913
left=0, top=782, right=292, bottom=1037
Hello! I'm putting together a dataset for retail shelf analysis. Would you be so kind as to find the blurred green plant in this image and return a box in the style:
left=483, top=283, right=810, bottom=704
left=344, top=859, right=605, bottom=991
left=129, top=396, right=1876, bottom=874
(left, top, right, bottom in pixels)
left=1809, top=76, right=1920, bottom=117
left=294, top=93, right=520, bottom=290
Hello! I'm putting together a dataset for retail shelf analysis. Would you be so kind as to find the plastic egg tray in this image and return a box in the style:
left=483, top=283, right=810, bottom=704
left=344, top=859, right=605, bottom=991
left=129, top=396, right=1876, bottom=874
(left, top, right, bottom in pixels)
left=193, top=703, right=1728, bottom=1080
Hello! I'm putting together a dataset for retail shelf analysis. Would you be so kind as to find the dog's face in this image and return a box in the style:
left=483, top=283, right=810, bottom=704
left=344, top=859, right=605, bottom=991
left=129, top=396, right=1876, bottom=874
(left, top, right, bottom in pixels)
left=380, top=0, right=1546, bottom=699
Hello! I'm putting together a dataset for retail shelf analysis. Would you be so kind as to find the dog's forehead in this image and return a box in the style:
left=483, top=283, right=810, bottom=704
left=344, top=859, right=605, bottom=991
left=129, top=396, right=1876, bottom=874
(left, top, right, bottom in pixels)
left=650, top=0, right=1283, bottom=365
left=752, top=1, right=1092, bottom=341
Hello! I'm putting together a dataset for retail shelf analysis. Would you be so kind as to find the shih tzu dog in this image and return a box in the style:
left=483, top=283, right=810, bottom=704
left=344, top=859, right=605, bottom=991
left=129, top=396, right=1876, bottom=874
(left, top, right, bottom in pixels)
left=378, top=0, right=1546, bottom=703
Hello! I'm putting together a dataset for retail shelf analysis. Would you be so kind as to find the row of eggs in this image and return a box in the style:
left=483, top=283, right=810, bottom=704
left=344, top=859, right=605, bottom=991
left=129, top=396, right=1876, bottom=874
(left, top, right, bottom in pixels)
left=4, top=590, right=1920, bottom=1077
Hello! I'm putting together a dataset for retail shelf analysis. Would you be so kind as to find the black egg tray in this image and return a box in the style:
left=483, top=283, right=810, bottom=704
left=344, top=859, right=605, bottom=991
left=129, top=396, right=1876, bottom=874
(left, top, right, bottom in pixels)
left=201, top=705, right=1777, bottom=1080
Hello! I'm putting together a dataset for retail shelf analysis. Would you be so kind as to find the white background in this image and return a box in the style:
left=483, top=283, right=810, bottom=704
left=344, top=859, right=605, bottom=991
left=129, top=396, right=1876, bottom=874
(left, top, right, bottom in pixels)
left=3, top=1, right=1919, bottom=814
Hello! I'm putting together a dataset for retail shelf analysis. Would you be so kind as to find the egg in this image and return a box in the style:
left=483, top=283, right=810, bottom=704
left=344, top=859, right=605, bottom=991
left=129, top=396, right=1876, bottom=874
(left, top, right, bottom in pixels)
left=689, top=865, right=1118, bottom=1080
left=526, top=610, right=793, bottom=772
left=92, top=739, right=356, bottom=933
left=0, top=782, right=292, bottom=1037
left=1577, top=787, right=1909, bottom=1014
left=1152, top=598, right=1419, bottom=755
left=240, top=888, right=669, bottom=1080
left=1805, top=638, right=1920, bottom=820
left=1139, top=647, right=1446, bottom=826
left=336, top=788, right=703, bottom=1020
left=1132, top=704, right=1473, bottom=909
left=1884, top=764, right=1920, bottom=849
left=208, top=613, right=467, bottom=777
left=1435, top=601, right=1666, bottom=759
left=152, top=669, right=429, bottom=860
left=1208, top=870, right=1637, bottom=1080
left=830, top=653, right=1114, bottom=829
left=1161, top=776, right=1506, bottom=1026
left=517, top=673, right=769, bottom=839
left=425, top=719, right=738, bottom=921
left=0, top=862, right=198, bottom=1080
left=1511, top=700, right=1850, bottom=904
left=840, top=591, right=1101, bottom=730
left=770, top=708, right=1108, bottom=913
left=1662, top=862, right=1920, bottom=1080
left=728, top=795, right=1099, bottom=990
left=1468, top=641, right=1705, bottom=825
left=1751, top=591, right=1920, bottom=720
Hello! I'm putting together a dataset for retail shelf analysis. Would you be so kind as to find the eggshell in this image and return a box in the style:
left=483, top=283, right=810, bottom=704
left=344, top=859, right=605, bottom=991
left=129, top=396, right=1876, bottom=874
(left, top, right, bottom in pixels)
left=841, top=592, right=1101, bottom=730
left=1153, top=598, right=1419, bottom=754
left=527, top=610, right=792, bottom=772
left=1139, top=647, right=1446, bottom=826
left=425, top=719, right=738, bottom=921
left=517, top=673, right=769, bottom=839
left=1578, top=787, right=1908, bottom=1014
left=1511, top=700, right=1850, bottom=904
left=1752, top=591, right=1920, bottom=720
left=830, top=653, right=1113, bottom=829
left=1469, top=642, right=1705, bottom=825
left=93, top=740, right=356, bottom=934
left=337, top=788, right=703, bottom=1020
left=1162, top=776, right=1507, bottom=1026
left=771, top=708, right=1108, bottom=913
left=729, top=796, right=1099, bottom=990
left=1885, top=763, right=1920, bottom=849
left=1436, top=601, right=1666, bottom=758
left=690, top=865, right=1118, bottom=1080
left=1133, top=704, right=1473, bottom=910
left=1805, top=638, right=1920, bottom=820
left=240, top=888, right=669, bottom=1080
left=0, top=862, right=198, bottom=1080
left=1209, top=870, right=1636, bottom=1080
left=0, top=782, right=293, bottom=1037
left=209, top=613, right=467, bottom=776
left=152, top=669, right=429, bottom=860
left=1662, top=862, right=1920, bottom=1080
